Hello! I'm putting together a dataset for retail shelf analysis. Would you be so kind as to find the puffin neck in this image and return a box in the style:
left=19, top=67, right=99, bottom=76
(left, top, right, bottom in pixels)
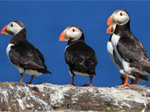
left=67, top=33, right=85, bottom=45
left=114, top=21, right=133, bottom=37
left=10, top=28, right=27, bottom=44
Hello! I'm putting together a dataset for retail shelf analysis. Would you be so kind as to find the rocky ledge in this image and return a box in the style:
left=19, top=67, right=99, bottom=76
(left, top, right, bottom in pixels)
left=0, top=82, right=150, bottom=111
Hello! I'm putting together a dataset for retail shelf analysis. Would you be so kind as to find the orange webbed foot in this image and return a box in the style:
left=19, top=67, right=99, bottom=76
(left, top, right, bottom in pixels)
left=82, top=84, right=92, bottom=87
left=120, top=83, right=130, bottom=86
left=130, top=84, right=136, bottom=86
left=26, top=82, right=32, bottom=84
left=67, top=83, right=76, bottom=86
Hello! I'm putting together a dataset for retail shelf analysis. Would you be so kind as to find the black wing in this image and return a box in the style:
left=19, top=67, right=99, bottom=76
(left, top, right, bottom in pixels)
left=117, top=36, right=148, bottom=62
left=65, top=42, right=98, bottom=75
left=113, top=50, right=123, bottom=69
left=9, top=41, right=46, bottom=70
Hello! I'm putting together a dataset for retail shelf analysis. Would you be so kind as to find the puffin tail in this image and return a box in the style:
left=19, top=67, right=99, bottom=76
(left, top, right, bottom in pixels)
left=139, top=60, right=150, bottom=74
left=44, top=69, right=52, bottom=74
left=37, top=69, right=52, bottom=74
left=46, top=70, right=52, bottom=74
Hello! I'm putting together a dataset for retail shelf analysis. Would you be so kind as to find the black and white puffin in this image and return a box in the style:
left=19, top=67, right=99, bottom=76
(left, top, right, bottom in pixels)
left=1, top=21, right=52, bottom=84
left=107, top=24, right=126, bottom=84
left=59, top=25, right=98, bottom=87
left=107, top=24, right=149, bottom=85
left=107, top=9, right=150, bottom=86
left=107, top=31, right=126, bottom=84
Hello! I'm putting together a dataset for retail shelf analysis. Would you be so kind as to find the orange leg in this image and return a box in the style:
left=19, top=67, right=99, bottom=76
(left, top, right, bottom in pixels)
left=130, top=74, right=139, bottom=86
left=20, top=73, right=24, bottom=84
left=26, top=75, right=34, bottom=84
left=68, top=75, right=75, bottom=86
left=121, top=73, right=130, bottom=86
left=89, top=77, right=93, bottom=87
left=83, top=77, right=93, bottom=87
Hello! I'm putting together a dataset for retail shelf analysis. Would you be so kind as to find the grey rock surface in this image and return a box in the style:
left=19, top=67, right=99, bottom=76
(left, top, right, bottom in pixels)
left=0, top=82, right=150, bottom=111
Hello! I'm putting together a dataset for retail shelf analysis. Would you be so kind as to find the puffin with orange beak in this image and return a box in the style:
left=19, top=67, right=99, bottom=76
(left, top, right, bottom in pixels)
left=1, top=21, right=52, bottom=84
left=59, top=25, right=98, bottom=87
left=106, top=9, right=150, bottom=86
left=107, top=24, right=149, bottom=85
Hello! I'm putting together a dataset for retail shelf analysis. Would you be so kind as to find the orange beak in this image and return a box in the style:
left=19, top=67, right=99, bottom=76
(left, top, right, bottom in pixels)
left=107, top=13, right=118, bottom=25
left=1, top=25, right=9, bottom=35
left=106, top=24, right=116, bottom=34
left=107, top=14, right=113, bottom=25
left=59, top=30, right=66, bottom=41
left=59, top=28, right=70, bottom=41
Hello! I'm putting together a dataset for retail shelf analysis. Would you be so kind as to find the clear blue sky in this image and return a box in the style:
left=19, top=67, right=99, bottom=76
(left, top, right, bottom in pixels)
left=0, top=1, right=150, bottom=87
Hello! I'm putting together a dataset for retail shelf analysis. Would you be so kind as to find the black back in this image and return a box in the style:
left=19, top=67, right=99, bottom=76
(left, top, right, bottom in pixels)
left=9, top=28, right=51, bottom=74
left=114, top=21, right=149, bottom=71
left=65, top=40, right=97, bottom=76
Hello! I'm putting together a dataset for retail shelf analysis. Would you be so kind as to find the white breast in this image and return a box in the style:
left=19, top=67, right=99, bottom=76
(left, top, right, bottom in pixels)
left=6, top=43, right=14, bottom=59
left=111, top=34, right=120, bottom=47
left=107, top=41, right=113, bottom=55
left=107, top=41, right=121, bottom=71
left=111, top=34, right=124, bottom=64
left=111, top=34, right=135, bottom=74
left=6, top=43, right=24, bottom=73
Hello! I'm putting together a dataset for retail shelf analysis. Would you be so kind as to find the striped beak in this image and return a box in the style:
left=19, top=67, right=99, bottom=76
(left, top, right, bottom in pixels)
left=107, top=13, right=118, bottom=25
left=1, top=25, right=10, bottom=35
left=106, top=24, right=116, bottom=34
left=59, top=28, right=70, bottom=41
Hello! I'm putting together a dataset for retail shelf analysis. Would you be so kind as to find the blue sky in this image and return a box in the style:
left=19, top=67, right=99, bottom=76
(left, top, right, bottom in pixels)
left=0, top=1, right=150, bottom=87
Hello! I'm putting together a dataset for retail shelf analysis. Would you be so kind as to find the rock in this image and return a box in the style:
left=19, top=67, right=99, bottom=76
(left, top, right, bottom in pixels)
left=0, top=82, right=149, bottom=111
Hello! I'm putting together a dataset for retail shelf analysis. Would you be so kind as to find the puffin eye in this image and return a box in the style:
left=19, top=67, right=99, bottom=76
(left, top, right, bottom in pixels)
left=11, top=23, right=13, bottom=27
left=72, top=29, right=75, bottom=32
left=120, top=12, right=123, bottom=16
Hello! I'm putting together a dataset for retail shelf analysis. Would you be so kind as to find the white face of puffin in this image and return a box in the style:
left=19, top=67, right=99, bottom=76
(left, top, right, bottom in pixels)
left=106, top=9, right=130, bottom=34
left=114, top=10, right=130, bottom=25
left=66, top=26, right=82, bottom=41
left=7, top=22, right=24, bottom=35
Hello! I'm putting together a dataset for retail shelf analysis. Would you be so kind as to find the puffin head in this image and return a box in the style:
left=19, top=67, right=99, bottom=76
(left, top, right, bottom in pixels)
left=59, top=25, right=83, bottom=41
left=1, top=21, right=25, bottom=35
left=107, top=9, right=130, bottom=26
left=106, top=9, right=130, bottom=34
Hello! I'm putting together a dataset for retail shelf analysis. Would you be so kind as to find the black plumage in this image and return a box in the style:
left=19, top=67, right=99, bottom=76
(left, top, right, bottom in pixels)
left=107, top=9, right=150, bottom=86
left=109, top=36, right=149, bottom=85
left=1, top=21, right=51, bottom=84
left=65, top=40, right=97, bottom=76
left=115, top=21, right=150, bottom=73
left=9, top=29, right=50, bottom=74
left=59, top=25, right=97, bottom=86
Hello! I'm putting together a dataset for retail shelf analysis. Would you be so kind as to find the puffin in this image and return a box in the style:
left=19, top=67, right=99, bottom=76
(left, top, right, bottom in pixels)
left=107, top=24, right=149, bottom=85
left=1, top=21, right=52, bottom=84
left=107, top=24, right=125, bottom=84
left=107, top=9, right=150, bottom=86
left=59, top=25, right=98, bottom=87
